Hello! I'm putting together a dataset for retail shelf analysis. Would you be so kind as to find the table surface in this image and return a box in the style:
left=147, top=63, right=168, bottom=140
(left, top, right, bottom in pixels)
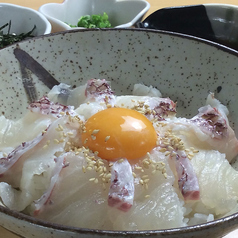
left=1, top=0, right=238, bottom=237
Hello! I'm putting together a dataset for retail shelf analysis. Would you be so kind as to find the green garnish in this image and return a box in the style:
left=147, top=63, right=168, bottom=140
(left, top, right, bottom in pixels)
left=0, top=21, right=36, bottom=49
left=68, top=12, right=112, bottom=28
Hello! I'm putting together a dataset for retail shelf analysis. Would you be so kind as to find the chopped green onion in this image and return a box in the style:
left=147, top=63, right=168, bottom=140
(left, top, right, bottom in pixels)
left=68, top=12, right=112, bottom=28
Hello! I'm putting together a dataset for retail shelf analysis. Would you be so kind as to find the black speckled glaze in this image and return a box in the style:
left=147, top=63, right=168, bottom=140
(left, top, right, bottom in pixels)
left=137, top=4, right=238, bottom=51
left=0, top=28, right=238, bottom=238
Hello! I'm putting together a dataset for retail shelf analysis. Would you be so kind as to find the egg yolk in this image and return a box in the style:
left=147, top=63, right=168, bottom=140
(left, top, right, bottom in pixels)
left=82, top=107, right=157, bottom=161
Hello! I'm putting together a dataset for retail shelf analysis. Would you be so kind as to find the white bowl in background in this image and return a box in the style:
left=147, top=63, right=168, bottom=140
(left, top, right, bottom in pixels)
left=0, top=3, right=51, bottom=37
left=38, top=0, right=150, bottom=32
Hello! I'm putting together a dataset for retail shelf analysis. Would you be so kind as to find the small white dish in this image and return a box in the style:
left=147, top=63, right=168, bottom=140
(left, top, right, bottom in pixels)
left=0, top=3, right=51, bottom=36
left=39, top=0, right=150, bottom=32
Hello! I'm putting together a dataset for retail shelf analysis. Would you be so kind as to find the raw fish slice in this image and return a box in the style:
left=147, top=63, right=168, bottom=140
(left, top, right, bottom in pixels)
left=107, top=148, right=184, bottom=230
left=0, top=112, right=52, bottom=149
left=29, top=96, right=75, bottom=117
left=109, top=182, right=186, bottom=230
left=33, top=153, right=66, bottom=215
left=31, top=151, right=112, bottom=230
left=0, top=115, right=81, bottom=211
left=191, top=150, right=238, bottom=215
left=115, top=95, right=176, bottom=120
left=190, top=93, right=238, bottom=161
left=108, top=159, right=134, bottom=212
left=133, top=83, right=162, bottom=97
left=0, top=96, right=76, bottom=149
left=75, top=79, right=116, bottom=119
left=170, top=150, right=200, bottom=201
left=0, top=133, right=43, bottom=176
left=152, top=123, right=200, bottom=201
left=166, top=109, right=238, bottom=162
left=47, top=83, right=87, bottom=107
left=191, top=105, right=228, bottom=139
left=85, top=78, right=114, bottom=101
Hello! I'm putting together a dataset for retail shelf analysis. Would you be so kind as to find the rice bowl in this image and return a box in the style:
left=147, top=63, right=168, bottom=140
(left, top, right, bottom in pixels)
left=0, top=28, right=238, bottom=237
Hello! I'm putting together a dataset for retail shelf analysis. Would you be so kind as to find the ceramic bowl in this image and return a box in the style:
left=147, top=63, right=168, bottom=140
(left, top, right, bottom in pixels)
left=137, top=4, right=238, bottom=51
left=0, top=3, right=51, bottom=38
left=38, top=0, right=150, bottom=32
left=1, top=28, right=238, bottom=238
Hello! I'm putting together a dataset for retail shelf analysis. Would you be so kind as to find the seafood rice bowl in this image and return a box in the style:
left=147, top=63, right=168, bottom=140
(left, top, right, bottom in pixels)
left=0, top=28, right=238, bottom=238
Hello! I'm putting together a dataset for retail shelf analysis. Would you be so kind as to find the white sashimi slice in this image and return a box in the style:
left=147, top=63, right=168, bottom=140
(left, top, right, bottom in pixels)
left=108, top=148, right=186, bottom=230
left=166, top=115, right=238, bottom=162
left=191, top=150, right=238, bottom=216
left=115, top=95, right=176, bottom=120
left=75, top=79, right=116, bottom=119
left=0, top=96, right=76, bottom=150
left=0, top=112, right=53, bottom=149
left=170, top=150, right=200, bottom=201
left=31, top=151, right=112, bottom=230
left=162, top=93, right=238, bottom=162
left=133, top=83, right=162, bottom=97
left=0, top=115, right=81, bottom=211
left=48, top=83, right=87, bottom=107
left=109, top=182, right=186, bottom=230
left=108, top=159, right=134, bottom=211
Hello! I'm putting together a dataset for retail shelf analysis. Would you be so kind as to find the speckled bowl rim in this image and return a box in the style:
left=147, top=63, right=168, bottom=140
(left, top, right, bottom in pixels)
left=1, top=28, right=238, bottom=236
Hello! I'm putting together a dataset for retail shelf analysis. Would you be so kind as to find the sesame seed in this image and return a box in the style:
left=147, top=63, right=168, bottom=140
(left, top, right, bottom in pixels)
left=171, top=152, right=177, bottom=157
left=3, top=152, right=7, bottom=157
left=142, top=175, right=149, bottom=179
left=168, top=146, right=174, bottom=151
left=159, top=148, right=167, bottom=153
left=98, top=160, right=104, bottom=165
left=145, top=195, right=150, bottom=198
left=105, top=136, right=110, bottom=142
left=43, top=145, right=48, bottom=149
left=59, top=124, right=64, bottom=131
left=118, top=158, right=124, bottom=163
left=143, top=178, right=150, bottom=183
left=89, top=178, right=95, bottom=181
left=139, top=179, right=144, bottom=185
left=94, top=178, right=99, bottom=184
left=54, top=139, right=60, bottom=144
left=92, top=129, right=100, bottom=135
